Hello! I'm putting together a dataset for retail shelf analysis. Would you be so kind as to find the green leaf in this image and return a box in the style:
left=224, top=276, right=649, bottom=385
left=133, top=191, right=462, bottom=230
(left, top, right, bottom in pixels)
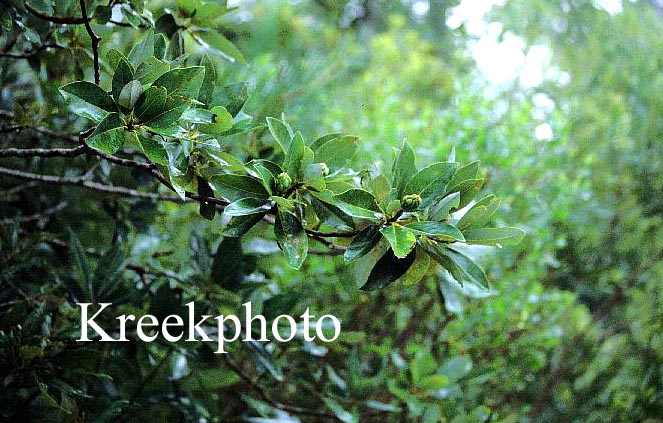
left=128, top=30, right=155, bottom=67
left=267, top=117, right=292, bottom=153
left=283, top=132, right=306, bottom=179
left=380, top=225, right=417, bottom=258
left=399, top=250, right=431, bottom=286
left=211, top=174, right=270, bottom=202
left=134, top=57, right=171, bottom=85
left=200, top=106, right=233, bottom=134
left=197, top=176, right=216, bottom=220
left=457, top=195, right=501, bottom=230
left=449, top=160, right=480, bottom=185
left=274, top=211, right=308, bottom=270
left=246, top=159, right=283, bottom=193
left=403, top=162, right=457, bottom=206
left=303, top=163, right=327, bottom=191
left=404, top=221, right=465, bottom=242
left=391, top=141, right=417, bottom=199
left=212, top=237, right=246, bottom=291
left=111, top=58, right=134, bottom=106
left=196, top=31, right=247, bottom=65
left=344, top=225, right=381, bottom=262
left=215, top=82, right=248, bottom=116
left=314, top=135, right=359, bottom=169
left=463, top=227, right=525, bottom=246
left=429, top=192, right=460, bottom=221
left=309, top=132, right=341, bottom=151
left=314, top=189, right=384, bottom=222
left=141, top=95, right=190, bottom=128
left=118, top=80, right=142, bottom=111
left=224, top=198, right=273, bottom=217
left=85, top=113, right=126, bottom=154
left=137, top=134, right=168, bottom=166
left=152, top=66, right=206, bottom=99
left=360, top=248, right=416, bottom=291
left=198, top=54, right=216, bottom=105
left=60, top=81, right=118, bottom=113
left=180, top=107, right=215, bottom=124
left=134, top=86, right=167, bottom=123
left=336, top=189, right=383, bottom=213
left=426, top=245, right=489, bottom=290
left=417, top=375, right=450, bottom=391
left=223, top=213, right=265, bottom=237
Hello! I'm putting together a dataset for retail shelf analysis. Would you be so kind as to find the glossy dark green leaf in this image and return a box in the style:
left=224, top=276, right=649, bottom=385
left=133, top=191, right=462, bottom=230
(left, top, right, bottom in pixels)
left=224, top=198, right=273, bottom=217
left=266, top=117, right=292, bottom=153
left=137, top=134, right=168, bottom=166
left=463, top=227, right=525, bottom=246
left=118, top=80, right=142, bottom=111
left=223, top=213, right=266, bottom=237
left=457, top=195, right=501, bottom=230
left=141, top=95, right=189, bottom=128
left=198, top=54, right=216, bottom=105
left=214, top=82, right=248, bottom=116
left=85, top=113, right=126, bottom=154
left=152, top=66, right=206, bottom=99
left=111, top=58, right=134, bottom=105
left=429, top=192, right=461, bottom=221
left=200, top=106, right=233, bottom=134
left=344, top=225, right=381, bottom=262
left=211, top=174, right=270, bottom=202
left=314, top=135, right=358, bottom=169
left=134, top=86, right=167, bottom=123
left=361, top=248, right=416, bottom=291
left=128, top=30, right=155, bottom=66
left=404, top=221, right=465, bottom=242
left=380, top=225, right=417, bottom=258
left=403, top=162, right=457, bottom=206
left=197, top=176, right=216, bottom=220
left=448, top=160, right=480, bottom=189
left=425, top=244, right=489, bottom=290
left=274, top=210, right=308, bottom=270
left=391, top=141, right=417, bottom=199
left=60, top=81, right=118, bottom=113
left=197, top=31, right=247, bottom=65
left=134, top=57, right=171, bottom=85
left=283, top=132, right=306, bottom=179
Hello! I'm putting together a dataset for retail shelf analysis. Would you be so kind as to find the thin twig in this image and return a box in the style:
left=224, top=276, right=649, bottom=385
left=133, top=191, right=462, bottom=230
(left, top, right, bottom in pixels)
left=79, top=0, right=101, bottom=85
left=0, top=145, right=86, bottom=158
left=1, top=201, right=68, bottom=225
left=0, top=43, right=63, bottom=59
left=24, top=2, right=87, bottom=24
left=0, top=165, right=183, bottom=202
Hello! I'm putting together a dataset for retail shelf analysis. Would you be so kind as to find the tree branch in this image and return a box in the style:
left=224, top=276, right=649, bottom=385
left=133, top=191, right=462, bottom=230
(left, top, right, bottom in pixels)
left=0, top=165, right=183, bottom=202
left=0, top=43, right=64, bottom=59
left=24, top=2, right=86, bottom=24
left=0, top=145, right=86, bottom=158
left=1, top=201, right=68, bottom=225
left=78, top=0, right=101, bottom=85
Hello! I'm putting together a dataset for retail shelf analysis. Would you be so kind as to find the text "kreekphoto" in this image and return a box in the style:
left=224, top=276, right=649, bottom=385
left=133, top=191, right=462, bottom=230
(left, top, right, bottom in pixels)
left=77, top=302, right=341, bottom=353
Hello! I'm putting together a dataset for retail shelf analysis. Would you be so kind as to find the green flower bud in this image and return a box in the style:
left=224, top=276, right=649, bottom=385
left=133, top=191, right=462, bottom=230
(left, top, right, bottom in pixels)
left=401, top=194, right=422, bottom=211
left=320, top=162, right=330, bottom=177
left=275, top=172, right=292, bottom=194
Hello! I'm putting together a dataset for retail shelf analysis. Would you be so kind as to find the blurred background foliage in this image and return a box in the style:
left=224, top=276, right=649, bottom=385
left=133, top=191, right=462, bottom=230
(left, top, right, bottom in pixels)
left=2, top=0, right=663, bottom=422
